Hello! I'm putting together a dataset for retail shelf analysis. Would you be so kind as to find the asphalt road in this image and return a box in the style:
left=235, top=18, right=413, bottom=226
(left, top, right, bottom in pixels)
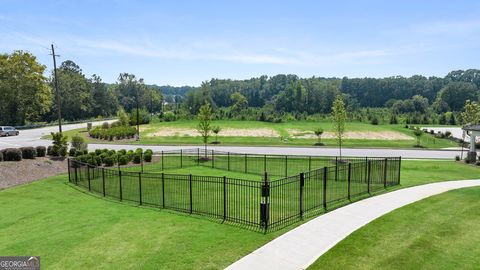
left=0, top=121, right=468, bottom=159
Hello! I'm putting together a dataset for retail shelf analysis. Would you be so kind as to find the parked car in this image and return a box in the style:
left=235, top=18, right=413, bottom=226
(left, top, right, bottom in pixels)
left=0, top=126, right=19, bottom=136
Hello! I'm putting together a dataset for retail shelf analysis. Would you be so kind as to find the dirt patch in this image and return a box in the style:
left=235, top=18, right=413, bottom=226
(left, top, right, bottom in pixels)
left=0, top=157, right=67, bottom=190
left=287, top=129, right=413, bottom=140
left=146, top=128, right=280, bottom=137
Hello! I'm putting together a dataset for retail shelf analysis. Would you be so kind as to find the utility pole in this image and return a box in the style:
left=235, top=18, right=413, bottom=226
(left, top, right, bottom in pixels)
left=50, top=44, right=62, bottom=133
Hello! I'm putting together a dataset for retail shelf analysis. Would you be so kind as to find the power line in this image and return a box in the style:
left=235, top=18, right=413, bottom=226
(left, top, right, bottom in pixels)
left=50, top=43, right=62, bottom=133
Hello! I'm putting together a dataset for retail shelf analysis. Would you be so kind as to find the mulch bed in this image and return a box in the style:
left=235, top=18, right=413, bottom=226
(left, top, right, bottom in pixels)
left=0, top=157, right=68, bottom=190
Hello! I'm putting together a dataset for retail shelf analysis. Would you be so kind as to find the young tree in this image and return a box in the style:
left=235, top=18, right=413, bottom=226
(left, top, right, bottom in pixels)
left=332, top=96, right=347, bottom=159
left=212, top=126, right=222, bottom=143
left=196, top=102, right=213, bottom=156
left=461, top=100, right=480, bottom=125
left=313, top=127, right=324, bottom=145
left=413, top=127, right=423, bottom=147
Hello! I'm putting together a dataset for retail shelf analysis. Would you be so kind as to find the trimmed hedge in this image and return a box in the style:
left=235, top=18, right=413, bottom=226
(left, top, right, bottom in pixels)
left=144, top=153, right=152, bottom=162
left=4, top=148, right=22, bottom=161
left=89, top=126, right=136, bottom=141
left=36, top=146, right=46, bottom=157
left=20, top=147, right=36, bottom=159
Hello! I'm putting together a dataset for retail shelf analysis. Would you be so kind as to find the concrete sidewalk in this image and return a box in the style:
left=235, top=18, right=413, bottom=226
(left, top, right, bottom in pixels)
left=226, top=180, right=480, bottom=270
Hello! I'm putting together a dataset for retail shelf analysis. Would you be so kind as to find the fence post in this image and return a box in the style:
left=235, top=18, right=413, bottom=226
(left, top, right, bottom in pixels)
left=87, top=165, right=91, bottom=191
left=141, top=151, right=144, bottom=173
left=260, top=172, right=270, bottom=233
left=335, top=157, right=338, bottom=182
left=161, top=151, right=164, bottom=170
left=161, top=173, right=165, bottom=208
left=285, top=155, right=288, bottom=177
left=299, top=172, right=304, bottom=220
left=197, top=148, right=200, bottom=165
left=74, top=165, right=78, bottom=184
left=383, top=158, right=388, bottom=188
left=102, top=168, right=106, bottom=197
left=397, top=157, right=402, bottom=184
left=117, top=155, right=120, bottom=172
left=264, top=155, right=267, bottom=172
left=212, top=150, right=215, bottom=168
left=138, top=172, right=142, bottom=205
left=189, top=174, right=193, bottom=214
left=244, top=154, right=247, bottom=174
left=119, top=170, right=123, bottom=201
left=223, top=176, right=227, bottom=222
left=180, top=149, right=183, bottom=168
left=308, top=156, right=311, bottom=172
left=367, top=160, right=371, bottom=194
left=227, top=152, right=230, bottom=171
left=347, top=163, right=351, bottom=200
left=323, top=167, right=327, bottom=210
left=68, top=159, right=71, bottom=182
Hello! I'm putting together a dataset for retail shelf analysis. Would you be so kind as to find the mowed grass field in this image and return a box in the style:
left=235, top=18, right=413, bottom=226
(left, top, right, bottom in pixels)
left=309, top=186, right=480, bottom=270
left=0, top=160, right=478, bottom=269
left=56, top=120, right=459, bottom=149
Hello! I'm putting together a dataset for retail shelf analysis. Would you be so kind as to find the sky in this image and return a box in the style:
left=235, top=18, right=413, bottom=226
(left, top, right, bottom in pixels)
left=1, top=0, right=480, bottom=86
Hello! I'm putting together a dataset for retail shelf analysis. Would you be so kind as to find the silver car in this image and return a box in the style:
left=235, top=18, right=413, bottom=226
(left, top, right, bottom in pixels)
left=0, top=126, right=19, bottom=136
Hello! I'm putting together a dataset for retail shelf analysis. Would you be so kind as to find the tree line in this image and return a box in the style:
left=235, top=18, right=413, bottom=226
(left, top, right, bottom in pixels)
left=1, top=50, right=480, bottom=126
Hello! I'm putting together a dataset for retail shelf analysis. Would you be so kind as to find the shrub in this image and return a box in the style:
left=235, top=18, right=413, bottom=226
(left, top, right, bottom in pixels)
left=117, top=108, right=130, bottom=126
left=0, top=151, right=3, bottom=162
left=102, top=122, right=110, bottom=129
left=47, top=145, right=54, bottom=156
left=89, top=126, right=137, bottom=141
left=87, top=122, right=92, bottom=131
left=476, top=160, right=480, bottom=166
left=144, top=153, right=152, bottom=162
left=70, top=134, right=88, bottom=150
left=370, top=117, right=379, bottom=125
left=118, top=155, right=128, bottom=165
left=51, top=132, right=68, bottom=157
left=163, top=111, right=176, bottom=122
left=95, top=149, right=103, bottom=155
left=69, top=147, right=77, bottom=157
left=99, top=153, right=109, bottom=163
left=455, top=155, right=460, bottom=161
left=126, top=150, right=134, bottom=162
left=103, top=156, right=114, bottom=167
left=135, top=148, right=143, bottom=154
left=117, top=149, right=127, bottom=155
left=95, top=156, right=102, bottom=166
left=87, top=156, right=97, bottom=166
left=77, top=155, right=89, bottom=164
left=108, top=150, right=116, bottom=156
left=133, top=154, right=141, bottom=164
left=36, top=146, right=46, bottom=157
left=445, top=131, right=452, bottom=138
left=19, top=147, right=36, bottom=159
left=129, top=108, right=151, bottom=125
left=4, top=148, right=22, bottom=161
left=145, top=149, right=153, bottom=155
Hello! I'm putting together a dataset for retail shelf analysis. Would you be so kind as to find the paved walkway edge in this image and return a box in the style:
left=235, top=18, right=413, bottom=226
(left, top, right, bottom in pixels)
left=226, top=180, right=480, bottom=270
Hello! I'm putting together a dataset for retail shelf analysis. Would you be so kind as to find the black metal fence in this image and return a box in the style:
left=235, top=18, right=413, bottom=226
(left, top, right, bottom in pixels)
left=68, top=149, right=401, bottom=232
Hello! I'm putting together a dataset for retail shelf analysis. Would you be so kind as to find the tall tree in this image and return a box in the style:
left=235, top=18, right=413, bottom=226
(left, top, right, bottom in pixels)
left=90, top=74, right=118, bottom=117
left=0, top=51, right=52, bottom=125
left=332, top=95, right=347, bottom=159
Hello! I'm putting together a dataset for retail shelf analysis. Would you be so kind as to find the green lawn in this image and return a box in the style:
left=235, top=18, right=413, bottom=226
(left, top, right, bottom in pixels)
left=0, top=160, right=478, bottom=269
left=309, top=186, right=480, bottom=270
left=54, top=120, right=459, bottom=149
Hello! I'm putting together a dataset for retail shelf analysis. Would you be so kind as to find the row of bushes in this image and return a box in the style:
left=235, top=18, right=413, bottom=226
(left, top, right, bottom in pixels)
left=0, top=146, right=46, bottom=162
left=73, top=148, right=153, bottom=167
left=89, top=125, right=137, bottom=141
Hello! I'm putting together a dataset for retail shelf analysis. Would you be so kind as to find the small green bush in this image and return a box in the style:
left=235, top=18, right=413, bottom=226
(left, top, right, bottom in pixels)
left=71, top=134, right=88, bottom=152
left=102, top=122, right=110, bottom=129
left=145, top=149, right=153, bottom=155
left=36, top=146, right=46, bottom=157
left=117, top=149, right=127, bottom=155
left=144, top=153, right=152, bottom=162
left=108, top=150, right=116, bottom=156
left=133, top=154, right=141, bottom=164
left=135, top=148, right=143, bottom=154
left=455, top=155, right=460, bottom=161
left=47, top=145, right=53, bottom=156
left=163, top=111, right=176, bottom=122
left=129, top=108, right=151, bottom=125
left=20, top=147, right=36, bottom=159
left=0, top=151, right=3, bottom=162
left=95, top=149, right=103, bottom=155
left=87, top=156, right=97, bottom=166
left=99, top=153, right=109, bottom=163
left=95, top=156, right=102, bottom=166
left=4, top=148, right=22, bottom=161
left=89, top=126, right=136, bottom=141
left=103, top=156, right=114, bottom=167
left=118, top=155, right=128, bottom=165
left=69, top=148, right=77, bottom=157
left=51, top=132, right=68, bottom=157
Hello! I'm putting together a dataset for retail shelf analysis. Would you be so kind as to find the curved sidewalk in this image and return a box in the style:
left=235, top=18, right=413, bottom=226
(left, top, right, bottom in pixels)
left=226, top=179, right=480, bottom=270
